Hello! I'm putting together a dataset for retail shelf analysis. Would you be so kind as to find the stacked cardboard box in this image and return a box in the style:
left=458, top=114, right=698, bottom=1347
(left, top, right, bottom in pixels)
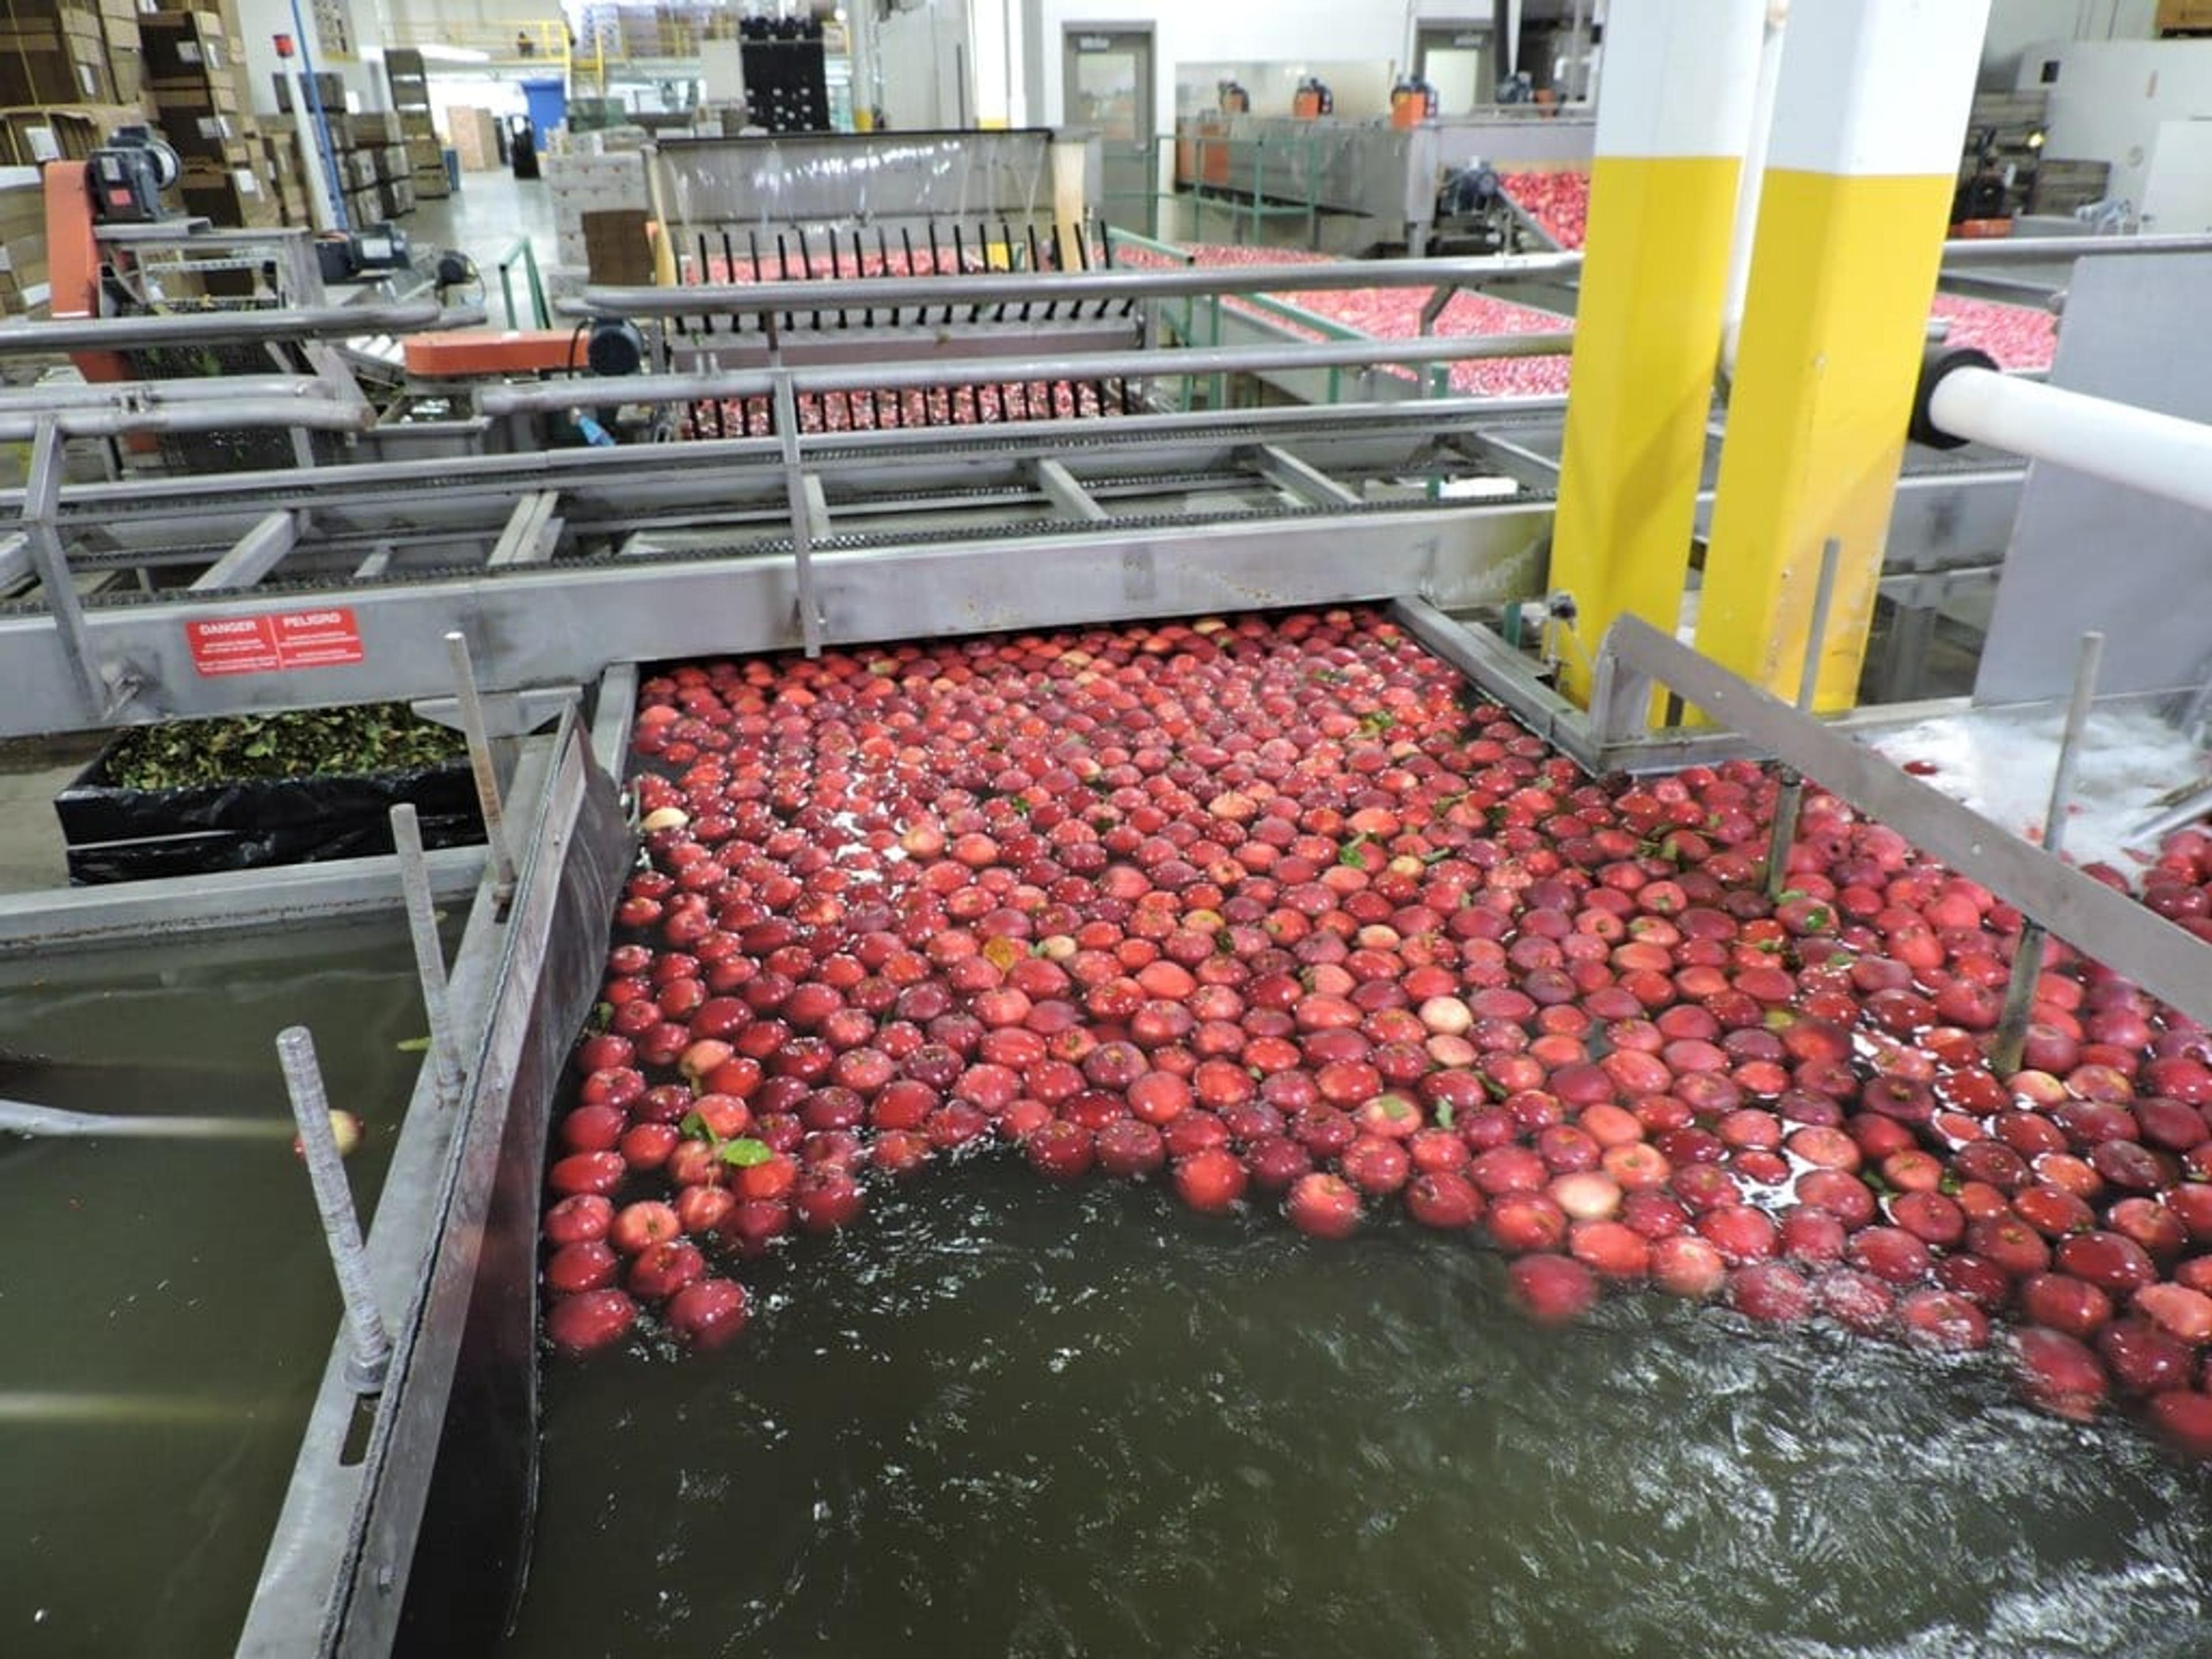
left=0, top=0, right=116, bottom=107
left=139, top=7, right=277, bottom=228
left=261, top=128, right=310, bottom=226
left=544, top=151, right=648, bottom=266
left=0, top=174, right=47, bottom=315
left=0, top=102, right=142, bottom=166
left=96, top=0, right=141, bottom=106
left=321, top=111, right=414, bottom=226
left=384, top=48, right=448, bottom=200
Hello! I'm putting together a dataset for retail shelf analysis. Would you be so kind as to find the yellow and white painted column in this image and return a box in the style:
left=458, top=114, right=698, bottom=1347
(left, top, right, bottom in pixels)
left=1548, top=0, right=1767, bottom=706
left=1694, top=0, right=1990, bottom=710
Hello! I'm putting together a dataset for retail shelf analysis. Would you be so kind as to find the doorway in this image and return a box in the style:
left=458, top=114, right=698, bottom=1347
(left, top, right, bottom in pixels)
left=1415, top=23, right=1495, bottom=115
left=1064, top=26, right=1154, bottom=238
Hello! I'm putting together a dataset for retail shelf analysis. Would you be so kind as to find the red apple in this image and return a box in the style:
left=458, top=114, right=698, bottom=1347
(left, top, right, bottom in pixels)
left=545, top=1289, right=637, bottom=1357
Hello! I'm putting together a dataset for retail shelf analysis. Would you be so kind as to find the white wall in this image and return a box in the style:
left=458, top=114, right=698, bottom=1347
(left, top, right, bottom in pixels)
left=2017, top=38, right=2212, bottom=214
left=2143, top=118, right=2212, bottom=229
left=1023, top=0, right=1462, bottom=134
left=234, top=0, right=383, bottom=115
left=1980, top=0, right=2154, bottom=88
left=882, top=0, right=972, bottom=130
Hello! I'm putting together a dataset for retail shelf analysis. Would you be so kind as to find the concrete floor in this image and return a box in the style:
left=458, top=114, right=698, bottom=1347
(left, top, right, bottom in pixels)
left=0, top=736, right=105, bottom=895
left=408, top=169, right=563, bottom=328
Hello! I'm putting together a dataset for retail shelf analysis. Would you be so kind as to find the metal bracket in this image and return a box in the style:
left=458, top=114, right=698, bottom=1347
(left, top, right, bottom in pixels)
left=486, top=491, right=563, bottom=568
left=771, top=368, right=825, bottom=656
left=1033, top=457, right=1109, bottom=521
left=1252, top=443, right=1361, bottom=507
left=23, top=419, right=107, bottom=722
left=408, top=686, right=578, bottom=741
left=190, top=509, right=306, bottom=592
left=1595, top=612, right=2212, bottom=1029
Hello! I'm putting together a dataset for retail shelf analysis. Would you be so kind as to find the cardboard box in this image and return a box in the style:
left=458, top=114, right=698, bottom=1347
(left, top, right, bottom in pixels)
left=0, top=101, right=142, bottom=164
left=583, top=208, right=654, bottom=284
left=351, top=111, right=399, bottom=146
left=159, top=104, right=244, bottom=155
left=447, top=105, right=499, bottom=172
left=270, top=69, right=341, bottom=115
left=0, top=180, right=46, bottom=304
left=0, top=8, right=116, bottom=105
left=181, top=157, right=277, bottom=227
left=137, top=10, right=231, bottom=81
left=99, top=8, right=142, bottom=103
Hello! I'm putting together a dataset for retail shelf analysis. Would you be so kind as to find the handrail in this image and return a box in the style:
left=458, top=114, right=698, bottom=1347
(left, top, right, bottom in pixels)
left=496, top=238, right=551, bottom=329
left=0, top=302, right=485, bottom=356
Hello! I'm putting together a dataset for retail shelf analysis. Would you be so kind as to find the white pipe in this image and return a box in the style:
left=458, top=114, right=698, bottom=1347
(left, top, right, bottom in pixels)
left=1721, top=1, right=1789, bottom=374
left=1929, top=365, right=2212, bottom=516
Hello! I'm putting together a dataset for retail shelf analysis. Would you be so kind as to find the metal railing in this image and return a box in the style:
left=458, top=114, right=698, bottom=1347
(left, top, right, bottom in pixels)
left=381, top=19, right=574, bottom=80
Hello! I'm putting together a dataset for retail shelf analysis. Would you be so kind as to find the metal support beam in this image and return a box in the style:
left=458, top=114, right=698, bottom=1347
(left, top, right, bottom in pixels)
left=190, top=511, right=305, bottom=592
left=1252, top=444, right=1362, bottom=507
left=1696, top=0, right=1990, bottom=708
left=22, top=419, right=103, bottom=721
left=801, top=475, right=832, bottom=544
left=1033, top=458, right=1109, bottom=521
left=1589, top=613, right=2212, bottom=1029
left=1547, top=0, right=1767, bottom=706
left=0, top=504, right=1555, bottom=737
left=773, top=371, right=825, bottom=658
left=486, top=493, right=563, bottom=568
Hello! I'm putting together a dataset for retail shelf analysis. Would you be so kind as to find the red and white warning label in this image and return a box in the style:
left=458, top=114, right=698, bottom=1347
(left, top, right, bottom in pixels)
left=186, top=608, right=366, bottom=677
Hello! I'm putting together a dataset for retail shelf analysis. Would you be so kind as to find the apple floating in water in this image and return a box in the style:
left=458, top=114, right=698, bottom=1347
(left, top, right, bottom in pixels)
left=539, top=609, right=2212, bottom=1462
left=293, top=1109, right=363, bottom=1161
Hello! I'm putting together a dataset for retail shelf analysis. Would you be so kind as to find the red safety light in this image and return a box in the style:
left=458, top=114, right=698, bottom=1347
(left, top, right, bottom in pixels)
left=273, top=32, right=295, bottom=58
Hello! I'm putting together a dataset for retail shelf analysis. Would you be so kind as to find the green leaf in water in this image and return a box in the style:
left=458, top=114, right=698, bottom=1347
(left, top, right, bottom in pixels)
left=1433, top=1101, right=1455, bottom=1130
left=719, top=1137, right=773, bottom=1167
left=680, top=1109, right=711, bottom=1141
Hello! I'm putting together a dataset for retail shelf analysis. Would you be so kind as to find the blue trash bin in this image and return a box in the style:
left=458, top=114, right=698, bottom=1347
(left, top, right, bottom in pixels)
left=520, top=79, right=568, bottom=147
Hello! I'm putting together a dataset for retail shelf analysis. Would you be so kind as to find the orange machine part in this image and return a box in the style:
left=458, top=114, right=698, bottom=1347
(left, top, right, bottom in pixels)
left=46, top=158, right=145, bottom=453
left=404, top=329, right=586, bottom=378
left=44, top=160, right=101, bottom=321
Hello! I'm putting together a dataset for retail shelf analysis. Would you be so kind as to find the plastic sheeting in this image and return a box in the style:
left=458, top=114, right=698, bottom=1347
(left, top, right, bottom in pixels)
left=52, top=756, right=484, bottom=886
left=653, top=129, right=1063, bottom=246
